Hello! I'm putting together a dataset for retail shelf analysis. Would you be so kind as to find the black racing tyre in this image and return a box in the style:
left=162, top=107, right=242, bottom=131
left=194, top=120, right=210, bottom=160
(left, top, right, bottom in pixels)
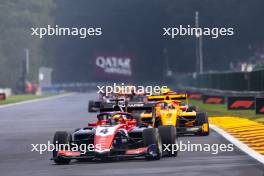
left=53, top=131, right=72, bottom=164
left=196, top=112, right=210, bottom=136
left=143, top=128, right=162, bottom=160
left=186, top=105, right=198, bottom=112
left=158, top=126, right=178, bottom=157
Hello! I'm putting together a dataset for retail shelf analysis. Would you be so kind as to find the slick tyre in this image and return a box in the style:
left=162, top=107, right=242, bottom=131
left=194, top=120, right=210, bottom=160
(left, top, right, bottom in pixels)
left=158, top=126, right=178, bottom=157
left=186, top=105, right=198, bottom=112
left=143, top=128, right=162, bottom=160
left=53, top=131, right=72, bottom=165
left=197, top=112, right=210, bottom=136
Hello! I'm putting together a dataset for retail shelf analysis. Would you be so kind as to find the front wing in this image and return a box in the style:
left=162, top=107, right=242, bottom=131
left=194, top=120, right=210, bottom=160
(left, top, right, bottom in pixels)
left=52, top=144, right=158, bottom=160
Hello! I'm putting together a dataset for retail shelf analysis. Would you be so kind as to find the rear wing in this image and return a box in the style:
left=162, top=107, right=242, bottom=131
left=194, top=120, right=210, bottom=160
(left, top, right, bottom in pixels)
left=100, top=102, right=153, bottom=112
left=147, top=94, right=188, bottom=101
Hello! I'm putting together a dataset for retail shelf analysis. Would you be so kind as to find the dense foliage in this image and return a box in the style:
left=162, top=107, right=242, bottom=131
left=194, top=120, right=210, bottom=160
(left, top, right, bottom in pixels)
left=0, top=0, right=263, bottom=86
left=0, top=0, right=55, bottom=87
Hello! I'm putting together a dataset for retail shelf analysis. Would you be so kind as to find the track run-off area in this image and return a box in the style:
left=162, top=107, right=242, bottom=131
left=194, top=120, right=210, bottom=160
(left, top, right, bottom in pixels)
left=0, top=93, right=263, bottom=176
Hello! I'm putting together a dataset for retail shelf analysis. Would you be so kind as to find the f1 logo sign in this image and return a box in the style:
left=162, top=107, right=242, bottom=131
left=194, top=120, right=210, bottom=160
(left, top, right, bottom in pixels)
left=203, top=95, right=225, bottom=104
left=189, top=93, right=202, bottom=100
left=206, top=98, right=223, bottom=104
left=260, top=106, right=264, bottom=113
left=230, top=100, right=254, bottom=108
left=256, top=98, right=264, bottom=114
left=227, top=96, right=255, bottom=110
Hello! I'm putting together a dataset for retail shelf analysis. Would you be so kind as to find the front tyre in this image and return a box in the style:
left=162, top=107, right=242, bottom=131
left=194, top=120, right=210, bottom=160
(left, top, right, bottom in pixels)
left=143, top=128, right=162, bottom=160
left=53, top=131, right=72, bottom=164
left=197, top=112, right=210, bottom=136
left=158, top=126, right=178, bottom=157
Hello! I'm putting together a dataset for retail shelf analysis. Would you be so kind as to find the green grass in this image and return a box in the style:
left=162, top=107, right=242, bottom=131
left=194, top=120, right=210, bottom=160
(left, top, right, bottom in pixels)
left=190, top=99, right=264, bottom=123
left=0, top=93, right=58, bottom=106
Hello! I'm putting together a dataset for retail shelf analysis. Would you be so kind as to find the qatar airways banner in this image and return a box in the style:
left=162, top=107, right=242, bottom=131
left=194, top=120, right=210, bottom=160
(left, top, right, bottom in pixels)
left=93, top=54, right=133, bottom=80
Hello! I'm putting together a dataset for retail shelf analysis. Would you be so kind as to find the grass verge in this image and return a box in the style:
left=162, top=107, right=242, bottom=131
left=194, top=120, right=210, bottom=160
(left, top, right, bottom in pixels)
left=0, top=93, right=59, bottom=106
left=190, top=99, right=264, bottom=123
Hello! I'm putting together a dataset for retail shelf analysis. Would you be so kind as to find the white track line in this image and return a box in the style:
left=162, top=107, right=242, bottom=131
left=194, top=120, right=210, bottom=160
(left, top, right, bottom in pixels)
left=0, top=93, right=74, bottom=109
left=210, top=124, right=264, bottom=164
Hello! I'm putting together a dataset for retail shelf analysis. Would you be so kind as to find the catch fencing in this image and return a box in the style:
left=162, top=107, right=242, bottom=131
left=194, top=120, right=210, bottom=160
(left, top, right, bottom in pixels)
left=179, top=69, right=264, bottom=91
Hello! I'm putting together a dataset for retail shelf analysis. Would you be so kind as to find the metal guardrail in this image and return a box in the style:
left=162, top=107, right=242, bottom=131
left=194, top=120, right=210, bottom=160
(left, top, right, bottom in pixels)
left=176, top=86, right=264, bottom=97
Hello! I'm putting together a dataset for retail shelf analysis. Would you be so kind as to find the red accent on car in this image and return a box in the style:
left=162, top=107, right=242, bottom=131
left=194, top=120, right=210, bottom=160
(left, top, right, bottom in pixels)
left=180, top=106, right=187, bottom=111
left=126, top=119, right=137, bottom=126
left=94, top=124, right=126, bottom=152
left=88, top=122, right=97, bottom=126
left=125, top=147, right=147, bottom=155
left=58, top=150, right=81, bottom=157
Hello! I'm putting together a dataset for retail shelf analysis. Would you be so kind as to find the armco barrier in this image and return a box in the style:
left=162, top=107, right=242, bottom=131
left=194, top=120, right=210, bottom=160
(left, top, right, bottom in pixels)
left=227, top=96, right=255, bottom=110
left=176, top=86, right=264, bottom=98
left=256, top=98, right=264, bottom=114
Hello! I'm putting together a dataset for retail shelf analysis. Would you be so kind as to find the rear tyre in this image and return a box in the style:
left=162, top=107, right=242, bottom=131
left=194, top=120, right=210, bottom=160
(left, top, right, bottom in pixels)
left=196, top=112, right=210, bottom=136
left=186, top=105, right=198, bottom=112
left=158, top=126, right=178, bottom=157
left=143, top=128, right=162, bottom=160
left=53, top=131, right=72, bottom=164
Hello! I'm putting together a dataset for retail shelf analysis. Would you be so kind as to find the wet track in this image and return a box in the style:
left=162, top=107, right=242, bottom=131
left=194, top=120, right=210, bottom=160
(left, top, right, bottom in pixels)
left=0, top=93, right=263, bottom=176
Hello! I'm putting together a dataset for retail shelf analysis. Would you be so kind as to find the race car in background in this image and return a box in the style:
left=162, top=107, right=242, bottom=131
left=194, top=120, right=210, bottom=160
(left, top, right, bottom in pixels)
left=88, top=88, right=146, bottom=112
left=52, top=111, right=163, bottom=164
left=140, top=93, right=210, bottom=136
left=88, top=92, right=114, bottom=112
left=88, top=100, right=102, bottom=112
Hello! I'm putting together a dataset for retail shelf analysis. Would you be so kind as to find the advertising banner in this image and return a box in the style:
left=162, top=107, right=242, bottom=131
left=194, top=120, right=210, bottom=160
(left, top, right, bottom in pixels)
left=93, top=53, right=133, bottom=81
left=227, top=96, right=255, bottom=110
left=203, top=95, right=225, bottom=104
left=188, top=93, right=203, bottom=100
left=256, top=98, right=264, bottom=114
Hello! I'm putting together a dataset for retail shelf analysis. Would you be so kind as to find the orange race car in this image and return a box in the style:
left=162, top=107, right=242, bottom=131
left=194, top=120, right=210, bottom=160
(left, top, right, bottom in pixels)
left=140, top=93, right=210, bottom=136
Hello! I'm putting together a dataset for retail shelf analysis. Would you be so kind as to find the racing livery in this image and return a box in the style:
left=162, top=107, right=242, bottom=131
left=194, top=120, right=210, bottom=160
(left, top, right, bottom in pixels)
left=88, top=92, right=114, bottom=112
left=52, top=112, right=163, bottom=164
left=99, top=99, right=178, bottom=157
left=140, top=93, right=210, bottom=136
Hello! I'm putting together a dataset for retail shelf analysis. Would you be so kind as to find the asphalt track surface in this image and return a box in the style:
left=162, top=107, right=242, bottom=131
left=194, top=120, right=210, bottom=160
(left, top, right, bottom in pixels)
left=0, top=92, right=263, bottom=176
